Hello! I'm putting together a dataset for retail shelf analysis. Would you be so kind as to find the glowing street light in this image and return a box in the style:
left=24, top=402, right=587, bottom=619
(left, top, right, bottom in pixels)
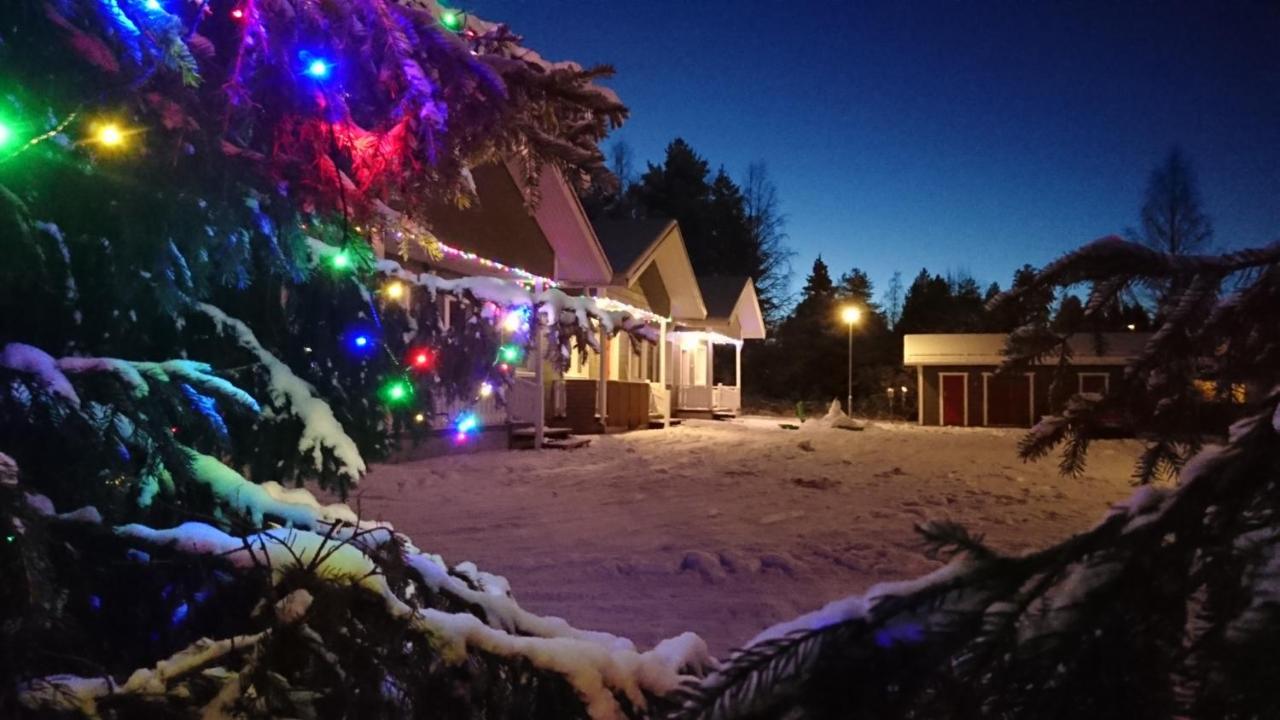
left=840, top=305, right=862, bottom=415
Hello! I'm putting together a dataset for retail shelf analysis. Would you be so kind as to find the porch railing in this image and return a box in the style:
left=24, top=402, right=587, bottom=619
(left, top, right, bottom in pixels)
left=506, top=374, right=541, bottom=424
left=675, top=384, right=741, bottom=412
left=716, top=384, right=741, bottom=412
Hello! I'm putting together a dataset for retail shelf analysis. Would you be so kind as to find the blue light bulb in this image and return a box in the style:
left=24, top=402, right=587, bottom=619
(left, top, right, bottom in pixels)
left=305, top=59, right=331, bottom=80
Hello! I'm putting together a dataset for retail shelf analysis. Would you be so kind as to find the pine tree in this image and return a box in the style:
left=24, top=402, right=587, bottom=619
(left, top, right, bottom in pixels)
left=897, top=269, right=952, bottom=333
left=672, top=235, right=1280, bottom=719
left=882, top=270, right=905, bottom=330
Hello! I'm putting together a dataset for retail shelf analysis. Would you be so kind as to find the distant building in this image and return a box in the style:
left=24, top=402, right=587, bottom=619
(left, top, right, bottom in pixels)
left=903, top=333, right=1151, bottom=427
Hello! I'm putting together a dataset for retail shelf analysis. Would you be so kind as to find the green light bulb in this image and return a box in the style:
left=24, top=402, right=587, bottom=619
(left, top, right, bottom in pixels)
left=383, top=380, right=411, bottom=404
left=441, top=10, right=463, bottom=31
left=0, top=120, right=13, bottom=148
left=331, top=251, right=350, bottom=270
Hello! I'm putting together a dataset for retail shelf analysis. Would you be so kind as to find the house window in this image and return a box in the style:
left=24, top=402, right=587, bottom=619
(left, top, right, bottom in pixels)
left=1078, top=372, right=1109, bottom=395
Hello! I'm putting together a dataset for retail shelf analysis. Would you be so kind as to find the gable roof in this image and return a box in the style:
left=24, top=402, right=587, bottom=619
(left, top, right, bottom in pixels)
left=511, top=160, right=613, bottom=286
left=592, top=217, right=679, bottom=280
left=591, top=217, right=706, bottom=320
left=696, top=275, right=767, bottom=340
left=698, top=276, right=750, bottom=318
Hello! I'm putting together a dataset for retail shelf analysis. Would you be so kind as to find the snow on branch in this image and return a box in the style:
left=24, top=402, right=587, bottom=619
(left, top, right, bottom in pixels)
left=184, top=447, right=359, bottom=528
left=113, top=515, right=709, bottom=720
left=1, top=342, right=261, bottom=413
left=196, top=302, right=367, bottom=484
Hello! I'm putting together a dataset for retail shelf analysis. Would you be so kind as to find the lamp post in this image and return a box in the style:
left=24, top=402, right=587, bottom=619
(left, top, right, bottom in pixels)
left=840, top=306, right=861, bottom=414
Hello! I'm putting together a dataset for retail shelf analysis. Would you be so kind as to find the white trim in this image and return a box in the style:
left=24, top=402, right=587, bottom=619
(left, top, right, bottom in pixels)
left=981, top=372, right=1035, bottom=427
left=1078, top=372, right=1110, bottom=395
left=938, top=372, right=969, bottom=427
left=916, top=366, right=924, bottom=425
left=1029, top=372, right=1036, bottom=423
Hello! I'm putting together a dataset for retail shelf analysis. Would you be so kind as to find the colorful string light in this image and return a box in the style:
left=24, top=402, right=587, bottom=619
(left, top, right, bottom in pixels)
left=440, top=9, right=464, bottom=32
left=304, top=58, right=332, bottom=80
left=454, top=412, right=479, bottom=443
left=435, top=240, right=558, bottom=288
left=408, top=348, right=433, bottom=369
left=501, top=308, right=525, bottom=333
left=593, top=296, right=668, bottom=323
left=381, top=379, right=412, bottom=404
left=0, top=120, right=13, bottom=148
left=384, top=280, right=405, bottom=299
left=95, top=123, right=125, bottom=148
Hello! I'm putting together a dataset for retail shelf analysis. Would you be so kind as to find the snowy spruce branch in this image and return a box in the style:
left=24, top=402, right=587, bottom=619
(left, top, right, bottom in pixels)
left=196, top=302, right=368, bottom=484
left=990, top=236, right=1280, bottom=483
left=673, top=388, right=1280, bottom=719
left=14, top=472, right=712, bottom=720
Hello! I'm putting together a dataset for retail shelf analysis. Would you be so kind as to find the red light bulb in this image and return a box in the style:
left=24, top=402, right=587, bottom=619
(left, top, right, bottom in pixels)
left=230, top=7, right=244, bottom=19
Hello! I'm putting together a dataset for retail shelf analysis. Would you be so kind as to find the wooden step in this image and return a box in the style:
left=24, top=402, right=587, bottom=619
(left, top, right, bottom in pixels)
left=511, top=426, right=572, bottom=440
left=544, top=436, right=591, bottom=450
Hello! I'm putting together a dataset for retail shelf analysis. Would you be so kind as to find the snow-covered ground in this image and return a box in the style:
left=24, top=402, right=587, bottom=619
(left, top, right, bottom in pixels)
left=347, top=417, right=1144, bottom=656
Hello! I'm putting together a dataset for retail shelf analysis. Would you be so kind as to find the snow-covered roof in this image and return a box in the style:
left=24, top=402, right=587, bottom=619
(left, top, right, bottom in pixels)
left=903, top=332, right=1152, bottom=366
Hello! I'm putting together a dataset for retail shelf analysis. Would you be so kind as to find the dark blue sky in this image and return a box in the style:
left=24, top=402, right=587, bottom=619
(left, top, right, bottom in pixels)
left=476, top=0, right=1279, bottom=300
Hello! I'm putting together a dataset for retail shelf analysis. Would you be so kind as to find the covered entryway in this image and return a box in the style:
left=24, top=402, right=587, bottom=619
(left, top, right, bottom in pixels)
left=984, top=373, right=1033, bottom=427
left=940, top=373, right=968, bottom=426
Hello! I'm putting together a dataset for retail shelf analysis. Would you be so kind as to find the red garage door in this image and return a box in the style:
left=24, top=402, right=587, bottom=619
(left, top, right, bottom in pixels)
left=986, top=374, right=1032, bottom=427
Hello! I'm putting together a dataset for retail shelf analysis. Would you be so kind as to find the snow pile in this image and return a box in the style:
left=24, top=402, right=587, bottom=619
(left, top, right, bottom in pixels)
left=198, top=303, right=366, bottom=484
left=799, top=399, right=865, bottom=431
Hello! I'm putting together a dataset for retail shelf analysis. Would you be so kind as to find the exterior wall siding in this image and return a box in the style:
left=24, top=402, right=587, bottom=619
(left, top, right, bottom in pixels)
left=918, top=365, right=1125, bottom=427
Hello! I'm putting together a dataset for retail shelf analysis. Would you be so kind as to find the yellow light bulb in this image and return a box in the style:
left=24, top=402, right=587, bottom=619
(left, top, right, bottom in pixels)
left=385, top=281, right=405, bottom=300
left=96, top=124, right=124, bottom=147
left=841, top=306, right=862, bottom=325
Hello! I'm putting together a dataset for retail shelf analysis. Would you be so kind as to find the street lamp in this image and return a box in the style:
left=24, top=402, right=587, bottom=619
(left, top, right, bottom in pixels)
left=840, top=306, right=861, bottom=414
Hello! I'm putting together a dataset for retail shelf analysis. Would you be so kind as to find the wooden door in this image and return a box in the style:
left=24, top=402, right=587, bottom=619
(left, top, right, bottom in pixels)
left=986, top=375, right=1031, bottom=427
left=941, top=374, right=966, bottom=426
